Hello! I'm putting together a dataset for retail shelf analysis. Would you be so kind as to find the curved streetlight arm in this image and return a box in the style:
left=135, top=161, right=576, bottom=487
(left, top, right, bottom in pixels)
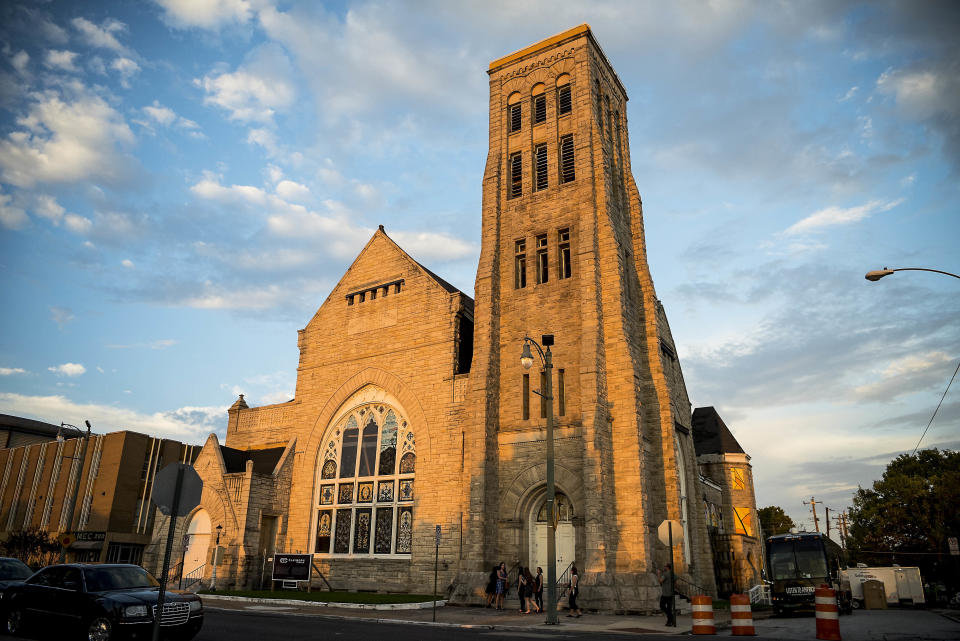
left=522, top=335, right=547, bottom=365
left=866, top=267, right=960, bottom=282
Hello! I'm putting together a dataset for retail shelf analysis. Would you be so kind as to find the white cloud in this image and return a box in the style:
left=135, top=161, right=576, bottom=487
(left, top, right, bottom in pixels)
left=782, top=199, right=905, bottom=236
left=853, top=351, right=954, bottom=402
left=44, top=49, right=80, bottom=72
left=839, top=86, right=858, bottom=102
left=275, top=180, right=310, bottom=202
left=33, top=194, right=65, bottom=223
left=48, top=362, right=86, bottom=377
left=11, top=51, right=30, bottom=76
left=72, top=17, right=130, bottom=54
left=390, top=230, right=478, bottom=261
left=64, top=213, right=93, bottom=234
left=143, top=101, right=177, bottom=126
left=190, top=175, right=308, bottom=216
left=246, top=127, right=279, bottom=155
left=0, top=392, right=225, bottom=442
left=0, top=191, right=29, bottom=230
left=0, top=86, right=136, bottom=188
left=198, top=44, right=295, bottom=123
left=0, top=367, right=26, bottom=376
left=50, top=306, right=75, bottom=328
left=154, top=0, right=253, bottom=29
left=111, top=57, right=141, bottom=85
left=121, top=259, right=135, bottom=268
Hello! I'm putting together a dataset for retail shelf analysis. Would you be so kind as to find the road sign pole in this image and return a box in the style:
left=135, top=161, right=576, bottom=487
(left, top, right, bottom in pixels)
left=433, top=525, right=440, bottom=623
left=668, top=521, right=675, bottom=625
left=152, top=465, right=184, bottom=641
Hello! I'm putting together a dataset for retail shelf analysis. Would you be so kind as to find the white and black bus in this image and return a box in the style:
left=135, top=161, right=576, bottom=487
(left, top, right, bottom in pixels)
left=765, top=532, right=852, bottom=615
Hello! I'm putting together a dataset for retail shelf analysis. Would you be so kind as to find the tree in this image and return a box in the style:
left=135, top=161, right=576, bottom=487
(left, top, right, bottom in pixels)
left=2, top=527, right=60, bottom=568
left=847, top=449, right=960, bottom=587
left=758, top=506, right=795, bottom=536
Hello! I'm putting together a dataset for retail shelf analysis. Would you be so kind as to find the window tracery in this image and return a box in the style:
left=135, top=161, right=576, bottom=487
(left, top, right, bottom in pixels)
left=315, top=403, right=416, bottom=556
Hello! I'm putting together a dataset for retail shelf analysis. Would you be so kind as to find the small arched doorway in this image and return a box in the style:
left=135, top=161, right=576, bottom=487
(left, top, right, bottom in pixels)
left=183, top=509, right=211, bottom=578
left=529, top=492, right=575, bottom=577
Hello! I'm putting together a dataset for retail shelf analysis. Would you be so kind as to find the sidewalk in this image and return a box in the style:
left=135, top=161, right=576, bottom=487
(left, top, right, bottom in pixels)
left=202, top=595, right=763, bottom=634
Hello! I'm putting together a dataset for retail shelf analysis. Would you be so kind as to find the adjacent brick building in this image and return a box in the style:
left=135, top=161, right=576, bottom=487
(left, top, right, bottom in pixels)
left=146, top=25, right=759, bottom=611
left=0, top=428, right=199, bottom=565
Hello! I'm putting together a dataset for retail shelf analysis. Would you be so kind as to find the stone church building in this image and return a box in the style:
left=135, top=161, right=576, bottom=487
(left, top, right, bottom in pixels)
left=145, top=25, right=742, bottom=610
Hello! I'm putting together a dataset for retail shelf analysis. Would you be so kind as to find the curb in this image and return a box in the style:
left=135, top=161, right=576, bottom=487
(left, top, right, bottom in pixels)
left=201, top=594, right=447, bottom=611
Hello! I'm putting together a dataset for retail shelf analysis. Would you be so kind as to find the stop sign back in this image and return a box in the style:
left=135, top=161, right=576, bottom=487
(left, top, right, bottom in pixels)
left=151, top=463, right=203, bottom=517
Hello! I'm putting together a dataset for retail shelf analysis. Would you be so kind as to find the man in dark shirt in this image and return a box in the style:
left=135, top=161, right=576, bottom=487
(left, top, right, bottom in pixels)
left=657, top=563, right=676, bottom=627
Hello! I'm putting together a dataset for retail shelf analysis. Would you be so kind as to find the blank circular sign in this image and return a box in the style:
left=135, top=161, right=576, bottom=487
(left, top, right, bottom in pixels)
left=151, top=463, right=203, bottom=516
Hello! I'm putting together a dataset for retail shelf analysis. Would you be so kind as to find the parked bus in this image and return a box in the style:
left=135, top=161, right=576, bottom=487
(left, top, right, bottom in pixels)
left=765, top=532, right=852, bottom=615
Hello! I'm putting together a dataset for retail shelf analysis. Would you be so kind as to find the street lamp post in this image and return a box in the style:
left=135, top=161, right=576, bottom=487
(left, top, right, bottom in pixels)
left=521, top=334, right=558, bottom=625
left=59, top=420, right=92, bottom=563
left=865, top=267, right=960, bottom=281
left=211, top=524, right=223, bottom=591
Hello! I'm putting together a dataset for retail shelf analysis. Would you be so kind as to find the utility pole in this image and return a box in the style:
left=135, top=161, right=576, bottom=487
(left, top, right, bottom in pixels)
left=803, top=497, right=821, bottom=533
left=840, top=512, right=850, bottom=543
left=825, top=507, right=831, bottom=540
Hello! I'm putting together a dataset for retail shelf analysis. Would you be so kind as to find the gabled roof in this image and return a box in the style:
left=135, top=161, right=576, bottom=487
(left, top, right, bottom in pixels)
left=219, top=445, right=286, bottom=474
left=692, top=406, right=746, bottom=456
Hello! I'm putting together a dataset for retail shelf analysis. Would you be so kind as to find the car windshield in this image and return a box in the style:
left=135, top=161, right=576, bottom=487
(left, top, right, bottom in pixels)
left=0, top=559, right=32, bottom=580
left=84, top=566, right=159, bottom=591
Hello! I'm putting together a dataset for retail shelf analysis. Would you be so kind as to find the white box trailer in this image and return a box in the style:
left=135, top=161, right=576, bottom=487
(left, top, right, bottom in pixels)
left=841, top=566, right=925, bottom=608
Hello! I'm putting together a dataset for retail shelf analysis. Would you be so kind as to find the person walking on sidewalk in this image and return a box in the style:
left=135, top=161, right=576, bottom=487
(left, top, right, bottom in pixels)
left=517, top=567, right=529, bottom=613
left=485, top=565, right=498, bottom=607
left=566, top=565, right=582, bottom=617
left=657, top=563, right=676, bottom=627
left=495, top=562, right=507, bottom=610
left=533, top=567, right=544, bottom=613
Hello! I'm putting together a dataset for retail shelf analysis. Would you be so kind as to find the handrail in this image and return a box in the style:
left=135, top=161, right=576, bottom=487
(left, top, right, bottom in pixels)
left=311, top=562, right=333, bottom=591
left=674, top=574, right=711, bottom=598
left=748, top=583, right=771, bottom=605
left=506, top=562, right=520, bottom=596
left=556, top=561, right=574, bottom=598
left=181, top=564, right=206, bottom=591
left=167, top=560, right=183, bottom=586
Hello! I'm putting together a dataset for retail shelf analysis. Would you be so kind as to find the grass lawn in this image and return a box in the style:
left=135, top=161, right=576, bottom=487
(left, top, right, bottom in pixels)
left=198, top=589, right=439, bottom=604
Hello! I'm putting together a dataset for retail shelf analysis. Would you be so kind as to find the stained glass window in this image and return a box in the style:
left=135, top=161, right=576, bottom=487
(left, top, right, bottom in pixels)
left=334, top=509, right=352, bottom=553
left=396, top=507, right=413, bottom=554
left=315, top=400, right=415, bottom=556
left=358, top=417, right=378, bottom=477
left=339, top=416, right=359, bottom=478
left=321, top=459, right=337, bottom=479
left=354, top=508, right=371, bottom=553
left=375, top=508, right=393, bottom=554
left=378, top=411, right=397, bottom=475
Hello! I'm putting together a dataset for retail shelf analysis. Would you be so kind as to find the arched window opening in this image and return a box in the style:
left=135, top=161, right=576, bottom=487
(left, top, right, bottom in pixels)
left=315, top=402, right=416, bottom=557
left=536, top=492, right=573, bottom=522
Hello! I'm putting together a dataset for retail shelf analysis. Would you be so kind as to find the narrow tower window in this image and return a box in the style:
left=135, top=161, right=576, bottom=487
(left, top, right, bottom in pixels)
left=534, top=144, right=548, bottom=191
left=514, top=239, right=527, bottom=289
left=509, top=152, right=522, bottom=199
left=558, top=228, right=571, bottom=279
left=559, top=135, right=575, bottom=184
left=558, top=369, right=565, bottom=417
left=509, top=102, right=522, bottom=133
left=536, top=234, right=548, bottom=285
left=533, top=93, right=546, bottom=125
left=557, top=84, right=571, bottom=116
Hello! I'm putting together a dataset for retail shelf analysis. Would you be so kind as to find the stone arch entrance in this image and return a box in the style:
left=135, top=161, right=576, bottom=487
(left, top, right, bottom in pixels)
left=184, top=509, right=211, bottom=578
left=525, top=489, right=576, bottom=579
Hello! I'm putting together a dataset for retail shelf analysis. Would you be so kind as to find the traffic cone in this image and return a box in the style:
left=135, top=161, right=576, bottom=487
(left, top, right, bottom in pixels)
left=691, top=595, right=715, bottom=635
left=730, top=593, right=756, bottom=636
left=815, top=586, right=842, bottom=640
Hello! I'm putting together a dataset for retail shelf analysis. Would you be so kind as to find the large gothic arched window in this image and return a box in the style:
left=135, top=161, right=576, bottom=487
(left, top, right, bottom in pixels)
left=315, top=403, right=416, bottom=556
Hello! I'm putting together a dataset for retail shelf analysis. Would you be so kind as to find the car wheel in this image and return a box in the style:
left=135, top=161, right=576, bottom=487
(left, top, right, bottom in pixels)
left=87, top=616, right=113, bottom=641
left=6, top=608, right=26, bottom=636
left=851, top=598, right=861, bottom=610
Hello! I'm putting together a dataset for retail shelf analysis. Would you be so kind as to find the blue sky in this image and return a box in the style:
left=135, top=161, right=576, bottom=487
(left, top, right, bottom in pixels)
left=0, top=1, right=957, bottom=532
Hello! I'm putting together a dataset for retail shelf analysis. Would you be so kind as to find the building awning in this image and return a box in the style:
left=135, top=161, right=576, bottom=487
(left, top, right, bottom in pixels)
left=70, top=540, right=103, bottom=550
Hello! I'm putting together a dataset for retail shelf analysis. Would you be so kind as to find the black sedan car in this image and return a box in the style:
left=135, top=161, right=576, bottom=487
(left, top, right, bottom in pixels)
left=2, top=563, right=203, bottom=641
left=0, top=558, right=32, bottom=590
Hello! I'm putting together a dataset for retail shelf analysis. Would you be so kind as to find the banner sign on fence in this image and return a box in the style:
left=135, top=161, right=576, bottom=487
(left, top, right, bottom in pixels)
left=272, top=553, right=313, bottom=582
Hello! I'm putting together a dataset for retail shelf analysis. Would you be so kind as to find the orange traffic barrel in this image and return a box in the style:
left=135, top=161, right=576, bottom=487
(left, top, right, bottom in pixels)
left=815, top=585, right=842, bottom=640
left=730, top=593, right=756, bottom=636
left=691, top=595, right=715, bottom=635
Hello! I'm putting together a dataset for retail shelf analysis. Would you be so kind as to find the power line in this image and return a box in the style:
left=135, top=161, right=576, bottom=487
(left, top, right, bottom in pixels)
left=912, top=358, right=960, bottom=455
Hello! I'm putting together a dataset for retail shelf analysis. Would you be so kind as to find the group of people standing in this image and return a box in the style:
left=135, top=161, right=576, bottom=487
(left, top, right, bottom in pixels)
left=484, top=563, right=582, bottom=617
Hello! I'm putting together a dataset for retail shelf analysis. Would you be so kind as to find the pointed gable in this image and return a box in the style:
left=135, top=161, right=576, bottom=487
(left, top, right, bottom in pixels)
left=692, top=406, right=746, bottom=456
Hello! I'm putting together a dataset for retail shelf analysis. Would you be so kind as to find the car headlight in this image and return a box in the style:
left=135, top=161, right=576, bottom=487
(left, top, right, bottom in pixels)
left=124, top=605, right=149, bottom=618
left=189, top=600, right=202, bottom=612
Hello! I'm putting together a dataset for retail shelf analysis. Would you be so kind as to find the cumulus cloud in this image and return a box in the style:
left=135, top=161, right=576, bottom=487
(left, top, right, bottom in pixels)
left=0, top=392, right=226, bottom=442
left=391, top=230, right=478, bottom=261
left=110, top=57, right=140, bottom=85
left=33, top=194, right=65, bottom=223
left=0, top=190, right=29, bottom=229
left=121, top=259, right=135, bottom=268
left=44, top=49, right=79, bottom=72
left=154, top=0, right=253, bottom=29
left=49, top=307, right=75, bottom=329
left=143, top=101, right=176, bottom=126
left=782, top=198, right=904, bottom=235
left=48, top=362, right=86, bottom=377
left=11, top=51, right=30, bottom=76
left=72, top=17, right=130, bottom=54
left=198, top=44, right=295, bottom=123
left=64, top=213, right=93, bottom=235
left=0, top=367, right=26, bottom=376
left=0, top=85, right=136, bottom=188
left=275, top=179, right=310, bottom=202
